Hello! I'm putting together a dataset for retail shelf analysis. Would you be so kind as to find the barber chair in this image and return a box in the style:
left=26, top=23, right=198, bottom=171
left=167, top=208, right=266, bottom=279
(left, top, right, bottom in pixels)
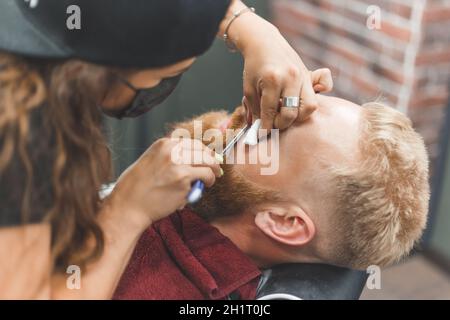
left=255, top=263, right=368, bottom=300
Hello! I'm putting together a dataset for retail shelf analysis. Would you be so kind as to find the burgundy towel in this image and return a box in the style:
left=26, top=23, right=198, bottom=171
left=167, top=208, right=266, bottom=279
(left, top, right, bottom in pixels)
left=113, top=208, right=261, bottom=300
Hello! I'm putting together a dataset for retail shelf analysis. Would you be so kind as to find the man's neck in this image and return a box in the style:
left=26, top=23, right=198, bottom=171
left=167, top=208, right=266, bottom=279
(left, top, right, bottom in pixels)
left=210, top=216, right=315, bottom=268
left=211, top=219, right=272, bottom=268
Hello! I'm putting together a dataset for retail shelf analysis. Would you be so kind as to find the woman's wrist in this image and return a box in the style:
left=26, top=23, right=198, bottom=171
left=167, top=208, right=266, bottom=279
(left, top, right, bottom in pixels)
left=233, top=15, right=280, bottom=55
left=99, top=195, right=151, bottom=237
left=220, top=3, right=279, bottom=56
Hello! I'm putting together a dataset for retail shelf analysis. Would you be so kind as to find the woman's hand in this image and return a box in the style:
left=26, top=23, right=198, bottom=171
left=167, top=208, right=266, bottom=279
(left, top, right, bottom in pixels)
left=241, top=24, right=321, bottom=131
left=105, top=138, right=222, bottom=232
left=220, top=1, right=333, bottom=132
left=242, top=67, right=334, bottom=127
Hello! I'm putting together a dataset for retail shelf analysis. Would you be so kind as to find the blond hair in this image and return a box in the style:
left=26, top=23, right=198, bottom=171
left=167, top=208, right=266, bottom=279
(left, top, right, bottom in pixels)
left=329, top=102, right=430, bottom=269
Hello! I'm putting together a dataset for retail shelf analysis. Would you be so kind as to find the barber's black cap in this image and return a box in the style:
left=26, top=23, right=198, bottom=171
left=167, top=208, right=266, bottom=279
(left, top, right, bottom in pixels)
left=0, top=0, right=231, bottom=68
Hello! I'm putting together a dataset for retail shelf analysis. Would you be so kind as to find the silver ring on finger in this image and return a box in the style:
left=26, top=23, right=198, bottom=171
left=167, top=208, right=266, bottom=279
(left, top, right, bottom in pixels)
left=282, top=96, right=301, bottom=108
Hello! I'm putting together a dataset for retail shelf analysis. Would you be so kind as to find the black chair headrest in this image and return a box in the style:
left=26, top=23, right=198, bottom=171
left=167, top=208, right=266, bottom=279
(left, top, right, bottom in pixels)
left=256, top=263, right=368, bottom=300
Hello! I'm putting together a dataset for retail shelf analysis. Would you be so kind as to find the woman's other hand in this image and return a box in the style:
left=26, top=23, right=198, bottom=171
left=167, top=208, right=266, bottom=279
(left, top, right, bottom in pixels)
left=106, top=138, right=223, bottom=231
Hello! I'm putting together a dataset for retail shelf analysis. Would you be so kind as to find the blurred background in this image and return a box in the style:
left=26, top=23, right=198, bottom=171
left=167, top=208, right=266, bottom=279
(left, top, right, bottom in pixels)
left=105, top=0, right=450, bottom=299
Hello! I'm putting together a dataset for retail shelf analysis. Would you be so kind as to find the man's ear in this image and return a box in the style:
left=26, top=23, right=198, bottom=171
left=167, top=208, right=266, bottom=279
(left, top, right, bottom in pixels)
left=254, top=204, right=316, bottom=246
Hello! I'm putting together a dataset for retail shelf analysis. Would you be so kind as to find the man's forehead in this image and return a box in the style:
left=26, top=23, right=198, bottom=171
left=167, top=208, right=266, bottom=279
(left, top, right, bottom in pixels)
left=306, top=95, right=361, bottom=146
left=281, top=96, right=362, bottom=172
left=232, top=96, right=362, bottom=184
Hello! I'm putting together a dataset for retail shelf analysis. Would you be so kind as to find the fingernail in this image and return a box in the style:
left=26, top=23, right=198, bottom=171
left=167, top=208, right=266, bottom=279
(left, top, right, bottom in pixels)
left=220, top=168, right=224, bottom=177
left=215, top=153, right=224, bottom=164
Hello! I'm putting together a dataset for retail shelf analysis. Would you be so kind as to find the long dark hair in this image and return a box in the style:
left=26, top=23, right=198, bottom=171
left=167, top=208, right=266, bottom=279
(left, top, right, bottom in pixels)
left=0, top=52, right=115, bottom=270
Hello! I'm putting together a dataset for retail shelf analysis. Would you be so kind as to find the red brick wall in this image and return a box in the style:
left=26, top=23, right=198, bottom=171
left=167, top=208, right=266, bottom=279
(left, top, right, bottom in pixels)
left=270, top=0, right=450, bottom=163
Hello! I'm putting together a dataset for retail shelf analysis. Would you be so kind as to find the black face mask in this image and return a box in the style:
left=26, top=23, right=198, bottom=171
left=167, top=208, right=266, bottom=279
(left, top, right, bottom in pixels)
left=103, top=74, right=182, bottom=119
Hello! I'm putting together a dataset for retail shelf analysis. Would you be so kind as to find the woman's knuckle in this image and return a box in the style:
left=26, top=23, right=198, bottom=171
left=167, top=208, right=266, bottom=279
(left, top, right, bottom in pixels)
left=161, top=137, right=177, bottom=152
left=262, top=107, right=277, bottom=118
left=286, top=65, right=300, bottom=80
left=282, top=110, right=297, bottom=122
left=263, top=68, right=282, bottom=85
left=243, top=86, right=253, bottom=98
left=151, top=138, right=166, bottom=150
left=309, top=101, right=320, bottom=110
left=303, top=102, right=319, bottom=115
left=208, top=176, right=216, bottom=187
left=173, top=168, right=188, bottom=182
